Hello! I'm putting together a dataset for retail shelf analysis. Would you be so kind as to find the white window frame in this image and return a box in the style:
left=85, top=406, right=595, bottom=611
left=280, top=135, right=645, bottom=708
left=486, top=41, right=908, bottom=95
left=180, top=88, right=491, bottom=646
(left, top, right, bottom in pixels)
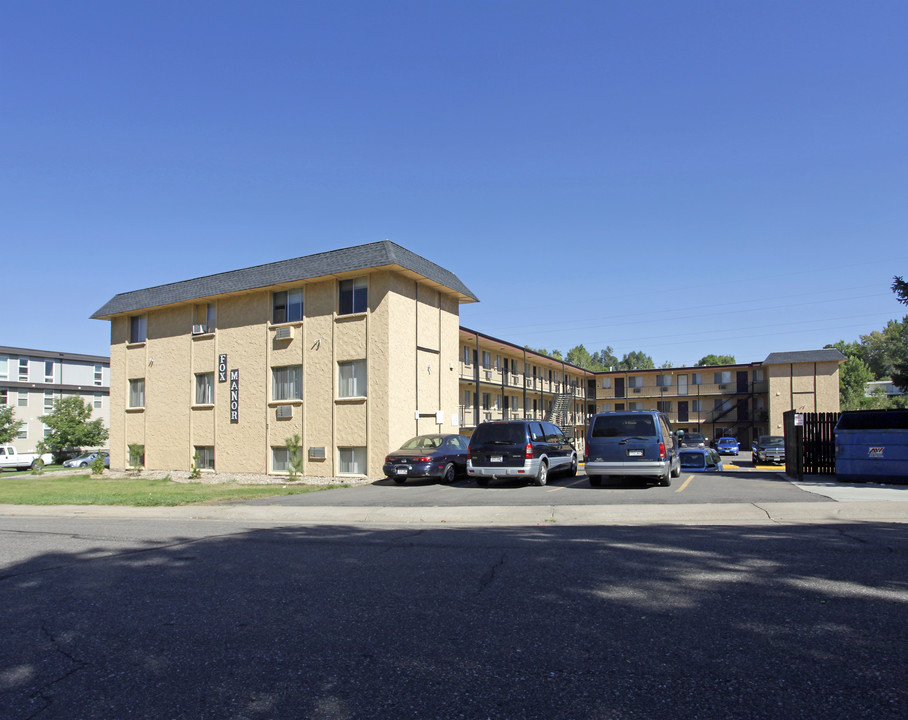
left=129, top=315, right=147, bottom=344
left=338, top=446, right=366, bottom=475
left=44, top=361, right=55, bottom=383
left=94, top=393, right=103, bottom=409
left=272, top=366, right=302, bottom=402
left=195, top=372, right=214, bottom=405
left=94, top=365, right=103, bottom=386
left=338, top=360, right=367, bottom=398
left=338, top=277, right=368, bottom=315
left=194, top=446, right=215, bottom=470
left=17, top=391, right=28, bottom=408
left=129, top=379, right=145, bottom=408
left=0, top=357, right=7, bottom=380
left=19, top=359, right=29, bottom=382
left=714, top=371, right=732, bottom=385
left=44, top=390, right=55, bottom=412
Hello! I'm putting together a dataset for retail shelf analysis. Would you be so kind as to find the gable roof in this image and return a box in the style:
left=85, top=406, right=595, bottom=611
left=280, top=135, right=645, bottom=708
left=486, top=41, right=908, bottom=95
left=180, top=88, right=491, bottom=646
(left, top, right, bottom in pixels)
left=91, top=241, right=478, bottom=319
left=763, top=349, right=846, bottom=364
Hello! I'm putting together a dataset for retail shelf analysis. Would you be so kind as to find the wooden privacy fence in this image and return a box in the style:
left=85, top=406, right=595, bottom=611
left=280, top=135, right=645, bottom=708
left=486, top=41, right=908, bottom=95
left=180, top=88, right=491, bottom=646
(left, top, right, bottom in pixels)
left=784, top=411, right=840, bottom=479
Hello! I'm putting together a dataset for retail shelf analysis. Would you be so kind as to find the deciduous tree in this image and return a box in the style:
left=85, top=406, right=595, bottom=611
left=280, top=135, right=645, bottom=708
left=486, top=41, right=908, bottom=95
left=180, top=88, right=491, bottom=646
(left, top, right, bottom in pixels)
left=39, top=396, right=109, bottom=455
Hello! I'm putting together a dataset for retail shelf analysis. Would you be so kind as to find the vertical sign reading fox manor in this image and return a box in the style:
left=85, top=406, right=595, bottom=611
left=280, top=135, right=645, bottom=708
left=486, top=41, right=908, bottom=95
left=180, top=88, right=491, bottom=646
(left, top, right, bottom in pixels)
left=230, top=369, right=239, bottom=423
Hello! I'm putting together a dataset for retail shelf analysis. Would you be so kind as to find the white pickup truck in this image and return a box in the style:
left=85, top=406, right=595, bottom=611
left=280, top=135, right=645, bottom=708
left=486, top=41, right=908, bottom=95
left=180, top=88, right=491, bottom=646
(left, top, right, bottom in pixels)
left=0, top=446, right=53, bottom=471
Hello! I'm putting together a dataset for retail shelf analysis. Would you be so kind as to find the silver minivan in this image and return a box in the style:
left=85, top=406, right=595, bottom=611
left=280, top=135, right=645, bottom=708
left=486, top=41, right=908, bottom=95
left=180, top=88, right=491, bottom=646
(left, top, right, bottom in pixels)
left=584, top=410, right=680, bottom=487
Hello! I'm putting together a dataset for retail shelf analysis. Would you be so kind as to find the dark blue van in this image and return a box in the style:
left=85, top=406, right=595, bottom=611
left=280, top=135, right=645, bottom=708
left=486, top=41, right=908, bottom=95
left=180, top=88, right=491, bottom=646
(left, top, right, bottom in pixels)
left=584, top=410, right=681, bottom=487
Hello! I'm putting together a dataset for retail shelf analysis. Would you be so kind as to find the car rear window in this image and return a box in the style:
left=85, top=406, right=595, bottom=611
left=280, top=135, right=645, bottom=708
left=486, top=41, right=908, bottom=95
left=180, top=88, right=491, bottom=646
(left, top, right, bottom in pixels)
left=470, top=423, right=527, bottom=445
left=591, top=415, right=656, bottom=438
left=680, top=451, right=706, bottom=468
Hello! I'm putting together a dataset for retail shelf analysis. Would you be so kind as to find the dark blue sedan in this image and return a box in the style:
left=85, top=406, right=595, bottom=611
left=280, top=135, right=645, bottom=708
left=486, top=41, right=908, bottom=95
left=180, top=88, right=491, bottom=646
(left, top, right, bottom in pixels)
left=383, top=434, right=470, bottom=484
left=715, top=437, right=740, bottom=455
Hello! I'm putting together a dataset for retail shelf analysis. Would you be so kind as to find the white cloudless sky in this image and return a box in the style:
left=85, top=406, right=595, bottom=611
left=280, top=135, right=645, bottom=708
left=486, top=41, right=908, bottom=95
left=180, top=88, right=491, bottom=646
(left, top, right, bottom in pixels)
left=2, top=1, right=906, bottom=366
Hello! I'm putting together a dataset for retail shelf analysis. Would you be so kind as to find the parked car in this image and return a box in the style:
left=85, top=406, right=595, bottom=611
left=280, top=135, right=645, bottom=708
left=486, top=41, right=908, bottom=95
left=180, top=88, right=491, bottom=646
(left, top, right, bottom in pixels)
left=679, top=432, right=707, bottom=448
left=467, top=420, right=577, bottom=487
left=63, top=451, right=110, bottom=468
left=752, top=435, right=785, bottom=465
left=383, top=434, right=469, bottom=484
left=584, top=410, right=680, bottom=487
left=715, top=437, right=740, bottom=455
left=679, top=448, right=724, bottom=472
left=0, top=445, right=53, bottom=471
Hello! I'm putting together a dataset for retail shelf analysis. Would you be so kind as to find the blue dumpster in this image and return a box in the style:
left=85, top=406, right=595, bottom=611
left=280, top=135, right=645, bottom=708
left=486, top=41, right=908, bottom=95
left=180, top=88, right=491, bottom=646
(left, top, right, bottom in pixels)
left=835, top=409, right=908, bottom=483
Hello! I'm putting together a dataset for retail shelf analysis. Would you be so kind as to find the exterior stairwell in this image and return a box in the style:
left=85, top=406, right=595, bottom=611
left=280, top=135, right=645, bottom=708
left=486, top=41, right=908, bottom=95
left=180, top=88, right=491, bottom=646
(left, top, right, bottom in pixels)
left=547, top=392, right=574, bottom=429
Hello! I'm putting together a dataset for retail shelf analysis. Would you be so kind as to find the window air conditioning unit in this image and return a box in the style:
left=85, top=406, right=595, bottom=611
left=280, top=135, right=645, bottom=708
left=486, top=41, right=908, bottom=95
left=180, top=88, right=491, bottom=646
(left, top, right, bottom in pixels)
left=192, top=324, right=207, bottom=335
left=718, top=384, right=727, bottom=390
left=276, top=405, right=293, bottom=419
left=633, top=388, right=642, bottom=393
left=275, top=326, right=294, bottom=340
left=484, top=371, right=492, bottom=380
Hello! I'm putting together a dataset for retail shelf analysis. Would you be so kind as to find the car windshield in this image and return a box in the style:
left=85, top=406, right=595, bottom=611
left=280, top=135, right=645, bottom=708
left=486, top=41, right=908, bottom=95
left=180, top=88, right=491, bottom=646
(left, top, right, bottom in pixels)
left=679, top=451, right=706, bottom=469
left=683, top=434, right=705, bottom=442
left=761, top=436, right=784, bottom=447
left=400, top=436, right=442, bottom=450
left=718, top=438, right=735, bottom=445
left=591, top=415, right=656, bottom=438
left=470, top=424, right=527, bottom=444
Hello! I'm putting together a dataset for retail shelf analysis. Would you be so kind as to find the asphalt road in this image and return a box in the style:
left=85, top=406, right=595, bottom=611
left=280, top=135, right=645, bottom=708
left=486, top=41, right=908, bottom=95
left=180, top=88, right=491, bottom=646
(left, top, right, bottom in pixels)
left=245, top=460, right=825, bottom=508
left=2, top=481, right=908, bottom=719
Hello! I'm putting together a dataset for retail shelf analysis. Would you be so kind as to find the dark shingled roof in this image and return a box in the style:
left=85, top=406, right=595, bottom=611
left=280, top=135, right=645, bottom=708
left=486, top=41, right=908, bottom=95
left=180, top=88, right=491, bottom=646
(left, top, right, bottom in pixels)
left=92, top=241, right=478, bottom=319
left=763, top=349, right=846, bottom=364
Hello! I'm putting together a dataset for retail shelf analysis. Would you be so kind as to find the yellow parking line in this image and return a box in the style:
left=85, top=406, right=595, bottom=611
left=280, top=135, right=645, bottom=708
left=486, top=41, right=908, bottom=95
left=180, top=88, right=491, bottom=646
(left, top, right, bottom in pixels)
left=675, top=475, right=694, bottom=493
left=546, top=485, right=566, bottom=492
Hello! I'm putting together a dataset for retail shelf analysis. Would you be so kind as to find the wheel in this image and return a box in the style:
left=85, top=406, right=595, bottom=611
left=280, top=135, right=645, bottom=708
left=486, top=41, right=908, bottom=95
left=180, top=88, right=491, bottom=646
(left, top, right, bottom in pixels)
left=589, top=474, right=602, bottom=487
left=476, top=476, right=489, bottom=487
left=441, top=463, right=456, bottom=484
left=567, top=454, right=578, bottom=478
left=670, top=459, right=681, bottom=478
left=79, top=461, right=89, bottom=467
left=393, top=477, right=406, bottom=485
left=658, top=465, right=672, bottom=487
left=534, top=461, right=548, bottom=486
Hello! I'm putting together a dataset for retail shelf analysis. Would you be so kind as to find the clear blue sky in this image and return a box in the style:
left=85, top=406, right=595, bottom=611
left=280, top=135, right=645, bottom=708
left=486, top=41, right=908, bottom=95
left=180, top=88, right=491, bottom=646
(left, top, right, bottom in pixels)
left=3, top=1, right=906, bottom=367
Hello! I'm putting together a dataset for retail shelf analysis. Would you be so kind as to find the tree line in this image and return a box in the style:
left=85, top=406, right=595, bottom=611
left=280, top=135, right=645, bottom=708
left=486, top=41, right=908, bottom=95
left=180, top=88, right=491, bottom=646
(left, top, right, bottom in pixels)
left=829, top=276, right=908, bottom=411
left=524, top=345, right=735, bottom=372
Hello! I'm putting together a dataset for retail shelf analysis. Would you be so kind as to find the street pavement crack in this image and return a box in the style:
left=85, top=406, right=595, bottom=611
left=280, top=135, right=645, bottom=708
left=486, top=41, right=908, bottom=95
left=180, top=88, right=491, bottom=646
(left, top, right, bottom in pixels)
left=478, top=553, right=505, bottom=592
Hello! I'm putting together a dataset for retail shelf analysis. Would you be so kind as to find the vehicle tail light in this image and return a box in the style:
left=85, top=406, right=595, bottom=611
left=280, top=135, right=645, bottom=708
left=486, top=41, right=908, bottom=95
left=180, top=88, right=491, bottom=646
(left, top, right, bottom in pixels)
left=659, top=442, right=666, bottom=459
left=584, top=444, right=589, bottom=460
left=416, top=456, right=432, bottom=463
left=525, top=442, right=533, bottom=459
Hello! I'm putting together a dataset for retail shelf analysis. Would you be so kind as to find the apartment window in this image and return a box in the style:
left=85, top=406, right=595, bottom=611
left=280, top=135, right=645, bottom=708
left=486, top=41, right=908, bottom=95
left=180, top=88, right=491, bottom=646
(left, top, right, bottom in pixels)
left=601, top=377, right=612, bottom=389
left=18, top=391, right=27, bottom=408
left=94, top=393, right=103, bottom=409
left=194, top=302, right=217, bottom=332
left=17, top=426, right=27, bottom=439
left=656, top=374, right=672, bottom=387
left=628, top=401, right=643, bottom=410
left=338, top=277, right=367, bottom=315
left=691, top=373, right=702, bottom=385
left=94, top=365, right=103, bottom=386
left=338, top=447, right=366, bottom=475
left=482, top=351, right=491, bottom=370
left=754, top=369, right=764, bottom=382
left=272, top=289, right=302, bottom=324
left=19, top=359, right=29, bottom=382
left=0, top=390, right=6, bottom=406
left=0, top=357, right=7, bottom=380
left=129, top=379, right=145, bottom=408
left=600, top=402, right=611, bottom=413
left=338, top=360, right=367, bottom=398
left=44, top=390, right=55, bottom=412
left=714, top=371, right=732, bottom=385
left=44, top=361, right=55, bottom=383
left=194, top=446, right=215, bottom=470
left=463, top=390, right=471, bottom=407
left=657, top=401, right=672, bottom=413
left=129, top=315, right=147, bottom=344
left=692, top=399, right=702, bottom=412
left=463, top=346, right=472, bottom=366
left=272, top=447, right=292, bottom=473
left=272, top=366, right=302, bottom=401
left=195, top=373, right=214, bottom=405
left=495, top=394, right=501, bottom=411
left=715, top=398, right=732, bottom=412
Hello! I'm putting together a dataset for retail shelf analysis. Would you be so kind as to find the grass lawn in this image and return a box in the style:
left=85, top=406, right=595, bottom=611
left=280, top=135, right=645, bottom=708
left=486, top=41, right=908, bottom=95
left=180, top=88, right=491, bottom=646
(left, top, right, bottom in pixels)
left=0, top=471, right=344, bottom=506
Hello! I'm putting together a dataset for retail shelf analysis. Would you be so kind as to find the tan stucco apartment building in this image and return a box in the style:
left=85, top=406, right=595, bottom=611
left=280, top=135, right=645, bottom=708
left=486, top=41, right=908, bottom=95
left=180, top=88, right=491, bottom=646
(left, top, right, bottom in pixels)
left=93, top=241, right=844, bottom=476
